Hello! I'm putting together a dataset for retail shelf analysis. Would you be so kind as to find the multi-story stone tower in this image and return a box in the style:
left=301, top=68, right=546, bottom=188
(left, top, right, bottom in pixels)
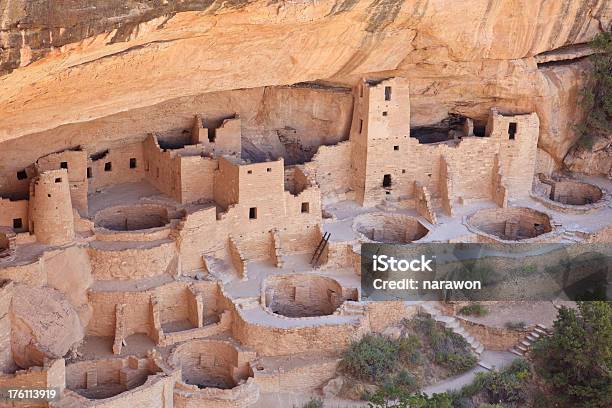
left=29, top=169, right=75, bottom=245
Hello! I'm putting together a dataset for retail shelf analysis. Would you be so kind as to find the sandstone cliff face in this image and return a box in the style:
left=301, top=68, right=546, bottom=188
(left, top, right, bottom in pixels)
left=0, top=0, right=610, bottom=172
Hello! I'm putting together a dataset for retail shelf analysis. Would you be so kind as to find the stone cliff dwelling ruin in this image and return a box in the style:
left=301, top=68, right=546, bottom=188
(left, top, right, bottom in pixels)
left=0, top=76, right=610, bottom=407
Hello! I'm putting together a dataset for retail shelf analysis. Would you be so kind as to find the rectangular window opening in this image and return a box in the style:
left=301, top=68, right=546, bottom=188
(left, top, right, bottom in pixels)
left=129, top=158, right=137, bottom=169
left=382, top=111, right=388, bottom=117
left=60, top=161, right=68, bottom=169
left=249, top=207, right=257, bottom=220
left=393, top=145, right=399, bottom=151
left=247, top=170, right=252, bottom=174
left=87, top=167, right=92, bottom=179
left=359, top=119, right=363, bottom=134
left=54, top=178, right=62, bottom=183
left=508, top=122, right=517, bottom=140
left=104, top=162, right=112, bottom=172
left=13, top=218, right=22, bottom=230
left=266, top=168, right=272, bottom=172
left=208, top=128, right=216, bottom=143
left=384, top=86, right=392, bottom=101
left=16, top=170, right=27, bottom=180
left=301, top=202, right=309, bottom=213
left=382, top=174, right=392, bottom=188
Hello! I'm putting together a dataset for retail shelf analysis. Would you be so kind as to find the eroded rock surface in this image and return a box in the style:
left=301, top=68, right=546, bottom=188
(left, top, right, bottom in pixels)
left=0, top=1, right=609, bottom=172
left=10, top=285, right=83, bottom=368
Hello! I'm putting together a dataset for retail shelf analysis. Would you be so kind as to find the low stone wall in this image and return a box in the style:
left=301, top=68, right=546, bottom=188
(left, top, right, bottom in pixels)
left=229, top=304, right=368, bottom=357
left=456, top=317, right=529, bottom=351
left=159, top=311, right=232, bottom=347
left=173, top=378, right=259, bottom=408
left=88, top=240, right=177, bottom=280
left=254, top=357, right=339, bottom=393
left=61, top=355, right=175, bottom=408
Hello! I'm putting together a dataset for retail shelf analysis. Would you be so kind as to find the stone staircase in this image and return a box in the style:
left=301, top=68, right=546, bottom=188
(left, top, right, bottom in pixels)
left=509, top=324, right=551, bottom=356
left=420, top=303, right=485, bottom=356
left=334, top=301, right=367, bottom=317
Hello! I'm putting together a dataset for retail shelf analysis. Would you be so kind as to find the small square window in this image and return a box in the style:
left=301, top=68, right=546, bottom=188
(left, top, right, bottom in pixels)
left=402, top=169, right=406, bottom=174
left=55, top=178, right=62, bottom=183
left=60, top=161, right=68, bottom=169
left=301, top=202, right=309, bottom=213
left=393, top=146, right=399, bottom=151
left=249, top=207, right=257, bottom=219
left=247, top=170, right=252, bottom=174
left=382, top=111, right=388, bottom=116
left=104, top=162, right=112, bottom=172
left=129, top=158, right=137, bottom=169
left=13, top=218, right=22, bottom=229
left=16, top=170, right=27, bottom=180
left=87, top=167, right=92, bottom=179
left=266, top=168, right=272, bottom=172
left=47, top=194, right=51, bottom=197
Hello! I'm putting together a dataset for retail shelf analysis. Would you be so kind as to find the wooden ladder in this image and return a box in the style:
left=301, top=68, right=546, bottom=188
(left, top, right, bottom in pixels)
left=310, top=232, right=330, bottom=267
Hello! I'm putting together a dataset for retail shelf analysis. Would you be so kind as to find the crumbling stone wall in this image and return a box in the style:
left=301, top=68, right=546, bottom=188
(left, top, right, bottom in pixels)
left=0, top=197, right=28, bottom=233
left=349, top=78, right=540, bottom=207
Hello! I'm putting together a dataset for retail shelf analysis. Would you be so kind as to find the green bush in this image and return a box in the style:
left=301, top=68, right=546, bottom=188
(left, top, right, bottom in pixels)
left=456, top=359, right=530, bottom=406
left=339, top=334, right=401, bottom=382
left=367, top=390, right=453, bottom=408
left=458, top=304, right=488, bottom=317
left=414, top=317, right=478, bottom=374
left=533, top=301, right=611, bottom=407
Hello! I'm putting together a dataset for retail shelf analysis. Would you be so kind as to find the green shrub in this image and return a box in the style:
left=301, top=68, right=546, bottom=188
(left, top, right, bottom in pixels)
left=414, top=316, right=478, bottom=375
left=398, top=335, right=422, bottom=365
left=533, top=301, right=612, bottom=407
left=339, top=334, right=400, bottom=382
left=367, top=390, right=453, bottom=408
left=457, top=359, right=530, bottom=405
left=458, top=304, right=488, bottom=317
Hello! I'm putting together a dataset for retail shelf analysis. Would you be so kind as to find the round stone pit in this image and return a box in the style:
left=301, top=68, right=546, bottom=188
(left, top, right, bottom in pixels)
left=353, top=212, right=429, bottom=243
left=263, top=274, right=357, bottom=318
left=466, top=207, right=555, bottom=242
